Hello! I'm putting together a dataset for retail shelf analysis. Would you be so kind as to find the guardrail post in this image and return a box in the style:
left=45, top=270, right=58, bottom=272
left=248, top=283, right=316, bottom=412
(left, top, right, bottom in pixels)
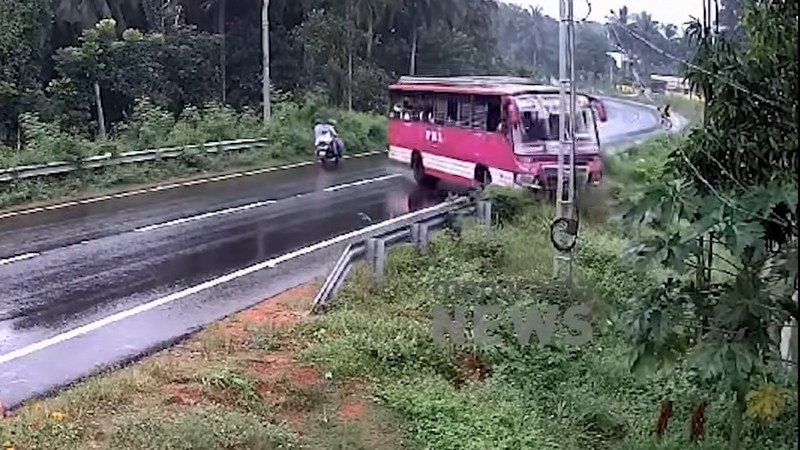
left=365, top=238, right=377, bottom=272
left=410, top=222, right=432, bottom=254
left=418, top=223, right=430, bottom=254
left=477, top=201, right=492, bottom=227
left=374, top=239, right=386, bottom=286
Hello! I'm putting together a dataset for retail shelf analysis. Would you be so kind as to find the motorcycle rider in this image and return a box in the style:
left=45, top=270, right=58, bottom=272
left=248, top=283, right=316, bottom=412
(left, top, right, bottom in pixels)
left=313, top=119, right=343, bottom=158
left=328, top=119, right=345, bottom=158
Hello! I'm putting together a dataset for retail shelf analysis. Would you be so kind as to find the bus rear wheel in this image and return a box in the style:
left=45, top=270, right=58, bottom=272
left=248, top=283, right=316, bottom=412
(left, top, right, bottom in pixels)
left=412, top=152, right=437, bottom=188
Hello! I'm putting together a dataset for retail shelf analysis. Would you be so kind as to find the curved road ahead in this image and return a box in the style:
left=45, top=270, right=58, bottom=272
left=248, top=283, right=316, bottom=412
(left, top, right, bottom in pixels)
left=0, top=98, right=659, bottom=408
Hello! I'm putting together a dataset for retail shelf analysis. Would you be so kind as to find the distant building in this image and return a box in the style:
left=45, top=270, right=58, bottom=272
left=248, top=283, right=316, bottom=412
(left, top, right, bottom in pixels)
left=606, top=51, right=629, bottom=69
left=650, top=74, right=690, bottom=94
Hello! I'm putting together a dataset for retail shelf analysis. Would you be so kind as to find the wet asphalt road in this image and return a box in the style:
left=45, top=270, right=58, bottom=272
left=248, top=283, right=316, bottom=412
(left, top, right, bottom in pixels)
left=0, top=98, right=659, bottom=408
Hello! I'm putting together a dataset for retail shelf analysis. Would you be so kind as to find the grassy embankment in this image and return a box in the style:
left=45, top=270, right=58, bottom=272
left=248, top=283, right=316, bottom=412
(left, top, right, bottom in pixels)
left=1, top=136, right=796, bottom=450
left=0, top=94, right=387, bottom=211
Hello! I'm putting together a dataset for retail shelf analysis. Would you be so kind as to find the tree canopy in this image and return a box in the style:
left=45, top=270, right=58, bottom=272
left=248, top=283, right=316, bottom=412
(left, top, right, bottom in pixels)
left=0, top=0, right=697, bottom=144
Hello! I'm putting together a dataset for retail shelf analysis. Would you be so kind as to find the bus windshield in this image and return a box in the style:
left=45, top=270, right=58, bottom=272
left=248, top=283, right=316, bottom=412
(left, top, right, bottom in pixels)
left=518, top=107, right=596, bottom=145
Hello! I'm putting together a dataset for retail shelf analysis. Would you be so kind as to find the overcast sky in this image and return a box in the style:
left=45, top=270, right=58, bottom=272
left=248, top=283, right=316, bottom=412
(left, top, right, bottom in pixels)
left=508, top=0, right=704, bottom=27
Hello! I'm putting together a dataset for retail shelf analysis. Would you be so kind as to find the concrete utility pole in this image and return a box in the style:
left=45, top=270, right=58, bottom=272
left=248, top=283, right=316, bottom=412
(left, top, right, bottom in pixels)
left=553, top=0, right=578, bottom=281
left=262, top=0, right=271, bottom=122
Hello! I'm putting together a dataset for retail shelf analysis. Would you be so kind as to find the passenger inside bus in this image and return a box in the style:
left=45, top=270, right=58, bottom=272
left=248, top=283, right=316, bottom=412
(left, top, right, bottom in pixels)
left=486, top=98, right=501, bottom=132
left=545, top=110, right=592, bottom=141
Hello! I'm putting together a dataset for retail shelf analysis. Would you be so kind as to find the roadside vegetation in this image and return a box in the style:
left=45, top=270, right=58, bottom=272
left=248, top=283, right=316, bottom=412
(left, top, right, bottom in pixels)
left=0, top=92, right=386, bottom=210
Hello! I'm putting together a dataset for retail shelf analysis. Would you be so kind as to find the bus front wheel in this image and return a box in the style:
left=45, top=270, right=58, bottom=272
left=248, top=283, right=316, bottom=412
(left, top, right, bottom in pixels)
left=475, top=166, right=492, bottom=191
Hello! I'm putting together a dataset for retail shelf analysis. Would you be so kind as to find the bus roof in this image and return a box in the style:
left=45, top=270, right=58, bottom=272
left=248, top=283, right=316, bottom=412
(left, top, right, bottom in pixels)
left=389, top=76, right=584, bottom=97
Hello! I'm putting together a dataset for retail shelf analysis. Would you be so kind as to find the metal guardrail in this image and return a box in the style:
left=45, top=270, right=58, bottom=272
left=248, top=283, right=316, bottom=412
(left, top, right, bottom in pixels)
left=311, top=198, right=491, bottom=313
left=0, top=137, right=269, bottom=183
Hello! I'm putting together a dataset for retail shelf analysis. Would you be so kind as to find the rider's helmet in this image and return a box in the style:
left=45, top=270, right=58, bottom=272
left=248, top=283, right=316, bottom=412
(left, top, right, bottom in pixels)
left=314, top=118, right=323, bottom=126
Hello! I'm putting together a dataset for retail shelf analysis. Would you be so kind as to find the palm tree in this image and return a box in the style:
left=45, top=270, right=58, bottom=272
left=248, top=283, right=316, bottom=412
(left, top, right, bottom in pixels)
left=402, top=0, right=457, bottom=75
left=528, top=6, right=544, bottom=70
left=197, top=0, right=227, bottom=102
left=614, top=6, right=629, bottom=25
left=353, top=0, right=388, bottom=58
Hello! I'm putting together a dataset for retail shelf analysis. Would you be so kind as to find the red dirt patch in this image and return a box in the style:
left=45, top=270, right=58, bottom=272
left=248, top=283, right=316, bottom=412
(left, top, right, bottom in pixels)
left=338, top=378, right=368, bottom=421
left=210, top=284, right=316, bottom=347
left=220, top=285, right=324, bottom=434
left=213, top=321, right=251, bottom=346
left=165, top=384, right=207, bottom=407
left=339, top=401, right=366, bottom=421
left=453, top=350, right=491, bottom=389
left=252, top=353, right=324, bottom=433
left=237, top=284, right=315, bottom=327
left=250, top=352, right=323, bottom=390
left=278, top=408, right=309, bottom=433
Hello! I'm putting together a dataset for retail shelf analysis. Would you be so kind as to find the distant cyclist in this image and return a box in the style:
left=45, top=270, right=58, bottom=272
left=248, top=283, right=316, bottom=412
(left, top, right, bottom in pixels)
left=659, top=104, right=672, bottom=128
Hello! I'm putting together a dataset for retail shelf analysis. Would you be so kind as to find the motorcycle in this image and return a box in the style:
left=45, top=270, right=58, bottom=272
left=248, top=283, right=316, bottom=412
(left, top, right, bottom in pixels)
left=315, top=139, right=340, bottom=167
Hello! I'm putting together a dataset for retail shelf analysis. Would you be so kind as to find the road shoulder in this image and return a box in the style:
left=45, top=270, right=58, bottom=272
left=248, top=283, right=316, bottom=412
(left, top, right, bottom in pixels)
left=0, top=282, right=405, bottom=450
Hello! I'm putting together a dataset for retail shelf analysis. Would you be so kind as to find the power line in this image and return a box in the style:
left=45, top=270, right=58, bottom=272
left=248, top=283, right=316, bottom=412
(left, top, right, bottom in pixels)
left=609, top=21, right=791, bottom=114
left=606, top=19, right=795, bottom=231
left=605, top=19, right=657, bottom=104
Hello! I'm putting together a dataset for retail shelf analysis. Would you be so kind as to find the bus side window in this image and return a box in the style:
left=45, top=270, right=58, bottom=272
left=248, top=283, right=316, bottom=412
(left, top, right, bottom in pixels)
left=486, top=98, right=501, bottom=132
left=471, top=96, right=488, bottom=131
left=457, top=95, right=473, bottom=128
left=446, top=96, right=458, bottom=125
left=433, top=95, right=447, bottom=125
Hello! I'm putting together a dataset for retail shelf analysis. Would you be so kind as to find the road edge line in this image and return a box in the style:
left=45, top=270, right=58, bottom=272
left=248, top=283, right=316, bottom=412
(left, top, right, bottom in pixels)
left=0, top=149, right=387, bottom=220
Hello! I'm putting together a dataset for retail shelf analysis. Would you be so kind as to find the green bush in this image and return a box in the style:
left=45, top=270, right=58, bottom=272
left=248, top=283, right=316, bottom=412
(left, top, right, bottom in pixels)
left=479, top=186, right=536, bottom=226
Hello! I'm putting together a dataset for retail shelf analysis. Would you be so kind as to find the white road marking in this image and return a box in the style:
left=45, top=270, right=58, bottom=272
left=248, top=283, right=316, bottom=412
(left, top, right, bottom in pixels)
left=0, top=201, right=455, bottom=365
left=134, top=200, right=277, bottom=232
left=0, top=150, right=386, bottom=220
left=0, top=253, right=39, bottom=266
left=323, top=174, right=400, bottom=192
left=0, top=171, right=402, bottom=267
left=136, top=173, right=400, bottom=232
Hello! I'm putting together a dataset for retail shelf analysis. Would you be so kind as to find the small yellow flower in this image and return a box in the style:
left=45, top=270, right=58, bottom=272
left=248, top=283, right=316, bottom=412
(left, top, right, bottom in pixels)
left=50, top=411, right=65, bottom=422
left=746, top=384, right=790, bottom=422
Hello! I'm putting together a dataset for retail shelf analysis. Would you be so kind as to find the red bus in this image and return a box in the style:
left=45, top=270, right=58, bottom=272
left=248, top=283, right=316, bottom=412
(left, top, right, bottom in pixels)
left=387, top=76, right=604, bottom=191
